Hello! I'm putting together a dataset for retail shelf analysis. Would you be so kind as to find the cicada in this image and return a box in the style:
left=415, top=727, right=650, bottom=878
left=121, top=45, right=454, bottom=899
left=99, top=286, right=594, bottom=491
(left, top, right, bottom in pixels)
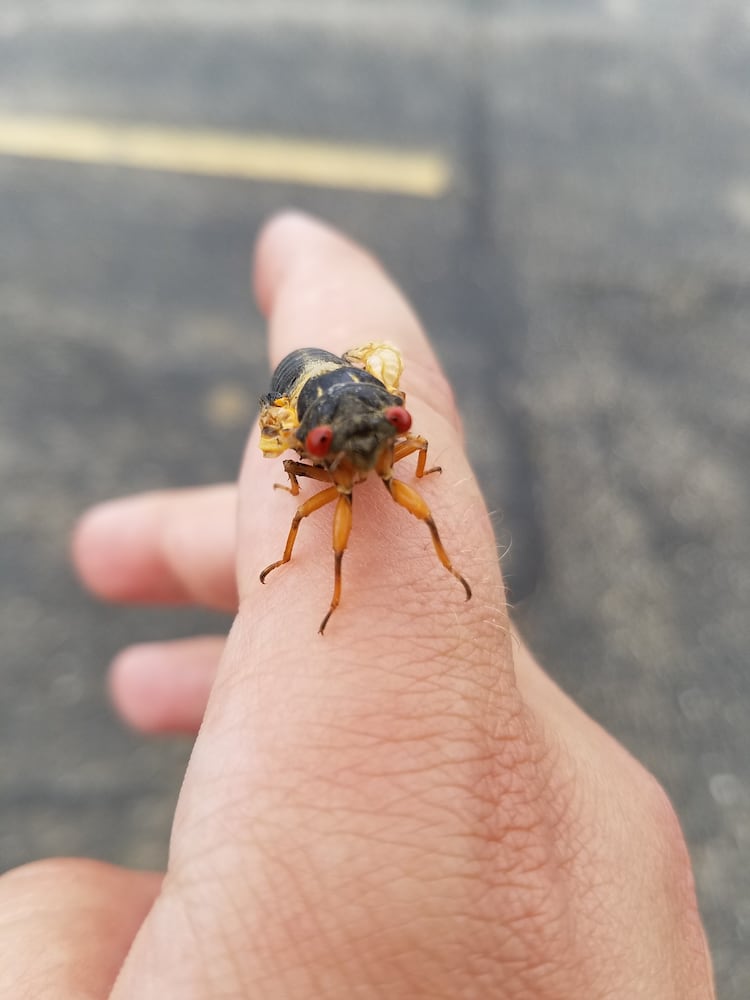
left=258, top=342, right=471, bottom=633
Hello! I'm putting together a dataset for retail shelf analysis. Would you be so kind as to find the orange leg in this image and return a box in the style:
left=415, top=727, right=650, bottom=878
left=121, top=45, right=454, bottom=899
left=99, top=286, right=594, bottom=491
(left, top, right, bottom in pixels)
left=275, top=460, right=333, bottom=496
left=260, top=485, right=339, bottom=583
left=318, top=493, right=353, bottom=635
left=393, top=434, right=441, bottom=477
left=384, top=477, right=471, bottom=600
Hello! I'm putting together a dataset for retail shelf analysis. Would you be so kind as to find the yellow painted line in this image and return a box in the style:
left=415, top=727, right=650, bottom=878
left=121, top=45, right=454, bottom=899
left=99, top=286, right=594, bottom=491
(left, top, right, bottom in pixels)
left=0, top=114, right=451, bottom=197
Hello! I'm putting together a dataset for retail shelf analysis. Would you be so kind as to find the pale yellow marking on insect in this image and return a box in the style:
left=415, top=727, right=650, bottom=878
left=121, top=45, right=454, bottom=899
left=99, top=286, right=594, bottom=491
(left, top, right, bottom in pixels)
left=286, top=359, right=341, bottom=409
left=0, top=114, right=452, bottom=197
left=343, top=342, right=403, bottom=393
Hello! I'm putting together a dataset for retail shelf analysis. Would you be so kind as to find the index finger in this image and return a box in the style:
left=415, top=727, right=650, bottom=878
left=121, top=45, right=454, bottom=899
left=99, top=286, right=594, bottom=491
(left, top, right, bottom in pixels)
left=236, top=212, right=502, bottom=641
left=145, top=216, right=523, bottom=983
left=254, top=211, right=461, bottom=429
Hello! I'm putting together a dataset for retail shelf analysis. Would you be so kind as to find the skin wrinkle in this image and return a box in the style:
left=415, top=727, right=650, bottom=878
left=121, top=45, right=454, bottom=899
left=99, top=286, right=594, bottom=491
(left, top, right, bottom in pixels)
left=169, top=793, right=254, bottom=877
left=514, top=720, right=584, bottom=881
left=219, top=831, right=412, bottom=994
left=363, top=926, right=479, bottom=999
left=255, top=745, right=468, bottom=827
left=550, top=761, right=700, bottom=995
left=217, top=704, right=580, bottom=992
left=347, top=640, right=496, bottom=704
left=203, top=881, right=257, bottom=1000
left=474, top=699, right=546, bottom=823
left=249, top=860, right=500, bottom=999
left=182, top=676, right=560, bottom=896
left=144, top=886, right=243, bottom=1000
left=537, top=751, right=592, bottom=887
left=245, top=852, right=336, bottom=999
left=294, top=719, right=457, bottom=762
left=345, top=582, right=463, bottom=637
left=247, top=606, right=503, bottom=726
left=270, top=680, right=512, bottom=786
left=281, top=797, right=509, bottom=867
left=453, top=697, right=584, bottom=980
left=193, top=504, right=570, bottom=987
left=325, top=594, right=483, bottom=655
left=258, top=493, right=474, bottom=608
left=209, top=592, right=548, bottom=952
left=379, top=599, right=508, bottom=678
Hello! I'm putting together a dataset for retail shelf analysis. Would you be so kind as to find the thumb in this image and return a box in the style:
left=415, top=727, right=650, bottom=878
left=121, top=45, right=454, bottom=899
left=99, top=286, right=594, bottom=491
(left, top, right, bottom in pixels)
left=0, top=860, right=159, bottom=998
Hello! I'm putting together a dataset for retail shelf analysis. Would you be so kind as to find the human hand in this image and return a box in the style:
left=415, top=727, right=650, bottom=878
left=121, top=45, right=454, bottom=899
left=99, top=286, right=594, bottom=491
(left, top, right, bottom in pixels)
left=0, top=214, right=714, bottom=998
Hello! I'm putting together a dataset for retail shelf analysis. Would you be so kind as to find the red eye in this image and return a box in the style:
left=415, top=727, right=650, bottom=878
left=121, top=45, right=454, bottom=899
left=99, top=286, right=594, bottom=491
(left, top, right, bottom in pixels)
left=305, top=425, right=334, bottom=457
left=385, top=406, right=412, bottom=434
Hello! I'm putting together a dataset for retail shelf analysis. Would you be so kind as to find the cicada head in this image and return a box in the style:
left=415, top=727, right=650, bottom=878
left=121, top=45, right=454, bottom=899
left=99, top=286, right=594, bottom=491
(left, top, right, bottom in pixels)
left=296, top=377, right=411, bottom=471
left=258, top=396, right=299, bottom=457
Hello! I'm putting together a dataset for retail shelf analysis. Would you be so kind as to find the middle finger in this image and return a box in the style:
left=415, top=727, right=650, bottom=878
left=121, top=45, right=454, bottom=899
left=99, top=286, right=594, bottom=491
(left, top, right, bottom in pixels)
left=73, top=484, right=239, bottom=612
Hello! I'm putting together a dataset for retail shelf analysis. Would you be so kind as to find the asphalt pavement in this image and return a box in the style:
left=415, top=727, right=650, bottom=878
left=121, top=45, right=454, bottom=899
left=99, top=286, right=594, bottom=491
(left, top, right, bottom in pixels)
left=1, top=2, right=748, bottom=995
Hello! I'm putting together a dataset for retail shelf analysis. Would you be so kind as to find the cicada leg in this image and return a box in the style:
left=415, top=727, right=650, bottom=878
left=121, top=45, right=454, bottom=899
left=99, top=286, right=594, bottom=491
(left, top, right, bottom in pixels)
left=260, top=485, right=339, bottom=583
left=383, top=477, right=471, bottom=600
left=261, top=483, right=354, bottom=635
left=318, top=492, right=353, bottom=635
left=393, top=434, right=441, bottom=477
left=274, top=460, right=333, bottom=496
